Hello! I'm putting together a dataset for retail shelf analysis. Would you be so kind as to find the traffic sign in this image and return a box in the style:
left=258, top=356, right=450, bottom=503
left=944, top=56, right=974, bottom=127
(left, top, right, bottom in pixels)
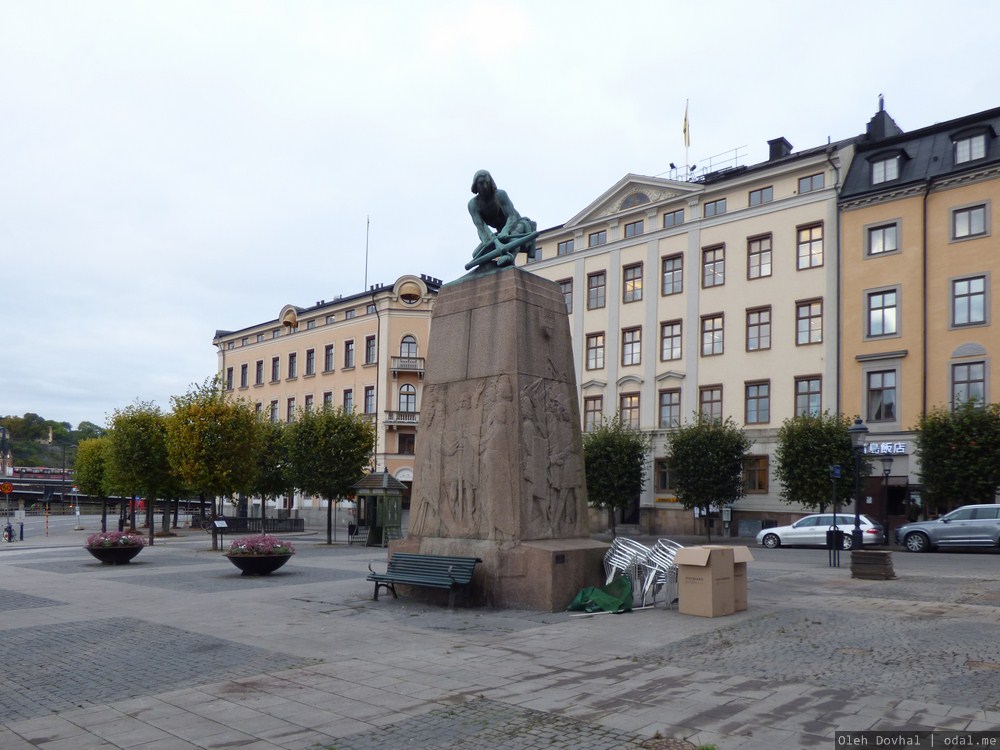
left=0, top=482, right=12, bottom=494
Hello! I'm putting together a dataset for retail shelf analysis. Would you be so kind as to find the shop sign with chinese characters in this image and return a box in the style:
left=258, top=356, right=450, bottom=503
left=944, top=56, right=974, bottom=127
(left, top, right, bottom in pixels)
left=863, top=441, right=908, bottom=455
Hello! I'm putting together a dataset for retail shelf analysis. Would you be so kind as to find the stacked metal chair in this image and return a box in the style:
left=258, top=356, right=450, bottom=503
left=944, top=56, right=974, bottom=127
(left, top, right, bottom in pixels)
left=602, top=537, right=654, bottom=602
left=639, top=538, right=684, bottom=608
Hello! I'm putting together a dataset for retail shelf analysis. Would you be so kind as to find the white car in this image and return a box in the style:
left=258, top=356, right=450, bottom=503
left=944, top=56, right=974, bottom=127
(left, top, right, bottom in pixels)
left=756, top=513, right=885, bottom=550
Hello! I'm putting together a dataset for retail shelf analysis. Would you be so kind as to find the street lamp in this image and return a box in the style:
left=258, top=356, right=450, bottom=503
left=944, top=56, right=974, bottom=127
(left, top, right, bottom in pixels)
left=881, top=456, right=894, bottom=547
left=848, top=417, right=869, bottom=551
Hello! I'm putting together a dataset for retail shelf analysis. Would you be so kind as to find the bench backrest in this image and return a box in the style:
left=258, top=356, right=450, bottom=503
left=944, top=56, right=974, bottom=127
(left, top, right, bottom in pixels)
left=386, top=553, right=482, bottom=584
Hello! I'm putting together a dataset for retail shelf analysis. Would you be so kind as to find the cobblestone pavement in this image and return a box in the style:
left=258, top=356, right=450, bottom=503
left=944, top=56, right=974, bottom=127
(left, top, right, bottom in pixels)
left=2, top=532, right=1000, bottom=749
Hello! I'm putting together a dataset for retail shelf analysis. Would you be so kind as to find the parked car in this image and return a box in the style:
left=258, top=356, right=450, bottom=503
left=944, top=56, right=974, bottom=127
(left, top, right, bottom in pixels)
left=894, top=504, right=1000, bottom=552
left=756, top=513, right=885, bottom=549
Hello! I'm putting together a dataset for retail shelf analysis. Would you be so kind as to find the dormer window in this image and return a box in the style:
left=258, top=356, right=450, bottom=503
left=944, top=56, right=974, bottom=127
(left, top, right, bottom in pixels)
left=955, top=133, right=987, bottom=164
left=871, top=156, right=899, bottom=185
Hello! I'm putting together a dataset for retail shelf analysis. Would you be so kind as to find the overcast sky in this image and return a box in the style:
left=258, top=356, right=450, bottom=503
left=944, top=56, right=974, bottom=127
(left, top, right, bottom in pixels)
left=3, top=0, right=998, bottom=429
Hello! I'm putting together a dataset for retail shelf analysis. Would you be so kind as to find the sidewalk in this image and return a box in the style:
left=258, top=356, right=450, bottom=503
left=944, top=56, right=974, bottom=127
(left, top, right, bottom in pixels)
left=2, top=524, right=1000, bottom=749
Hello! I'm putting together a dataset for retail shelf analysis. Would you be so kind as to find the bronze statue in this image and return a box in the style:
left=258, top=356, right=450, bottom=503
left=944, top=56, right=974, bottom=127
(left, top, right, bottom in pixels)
left=465, top=170, right=539, bottom=270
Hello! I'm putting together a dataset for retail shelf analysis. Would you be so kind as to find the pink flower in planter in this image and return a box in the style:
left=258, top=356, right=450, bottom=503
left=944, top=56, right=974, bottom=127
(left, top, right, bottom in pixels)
left=226, top=533, right=295, bottom=556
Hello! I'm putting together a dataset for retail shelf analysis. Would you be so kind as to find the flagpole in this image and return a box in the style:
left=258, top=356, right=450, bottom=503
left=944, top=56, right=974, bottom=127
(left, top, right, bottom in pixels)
left=683, top=99, right=690, bottom=174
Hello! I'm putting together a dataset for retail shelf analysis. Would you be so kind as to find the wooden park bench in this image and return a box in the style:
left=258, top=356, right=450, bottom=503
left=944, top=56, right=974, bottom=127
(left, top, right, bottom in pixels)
left=367, top=553, right=482, bottom=608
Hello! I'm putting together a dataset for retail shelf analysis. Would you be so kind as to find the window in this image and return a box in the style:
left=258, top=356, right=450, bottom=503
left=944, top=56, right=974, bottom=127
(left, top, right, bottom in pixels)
left=240, top=363, right=248, bottom=388
left=743, top=456, right=769, bottom=493
left=587, top=272, right=606, bottom=309
left=953, top=204, right=987, bottom=239
left=400, top=335, right=417, bottom=358
left=703, top=198, right=726, bottom=217
left=953, top=361, right=986, bottom=407
left=286, top=397, right=296, bottom=423
left=272, top=329, right=280, bottom=339
left=659, top=389, right=681, bottom=429
left=364, top=386, right=375, bottom=414
left=323, top=391, right=333, bottom=409
left=366, top=303, right=376, bottom=314
left=660, top=320, right=682, bottom=361
left=344, top=309, right=356, bottom=320
left=655, top=459, right=674, bottom=493
left=798, top=173, right=824, bottom=193
left=398, top=433, right=415, bottom=455
left=702, top=246, right=725, bottom=288
left=871, top=157, right=899, bottom=184
left=399, top=384, right=416, bottom=412
left=326, top=315, right=335, bottom=324
left=227, top=342, right=234, bottom=350
left=269, top=400, right=278, bottom=423
left=621, top=192, right=649, bottom=209
left=304, top=394, right=314, bottom=412
left=305, top=349, right=315, bottom=376
left=343, top=389, right=354, bottom=413
left=623, top=264, right=643, bottom=303
left=270, top=357, right=280, bottom=382
left=588, top=230, right=607, bottom=247
left=365, top=335, right=377, bottom=364
left=559, top=279, right=573, bottom=313
left=557, top=239, right=574, bottom=256
left=797, top=224, right=823, bottom=269
left=955, top=133, right=987, bottom=164
left=701, top=314, right=724, bottom=356
left=619, top=393, right=640, bottom=429
left=699, top=385, right=723, bottom=421
left=306, top=320, right=315, bottom=330
left=324, top=344, right=335, bottom=371
left=867, top=289, right=898, bottom=337
left=867, top=370, right=897, bottom=422
left=661, top=254, right=683, bottom=295
left=225, top=367, right=233, bottom=391
left=344, top=340, right=355, bottom=368
left=621, top=327, right=641, bottom=366
left=746, top=307, right=771, bottom=351
left=796, top=300, right=823, bottom=345
left=953, top=276, right=986, bottom=326
left=586, top=332, right=605, bottom=370
left=255, top=360, right=264, bottom=386
left=288, top=352, right=297, bottom=379
left=624, top=220, right=644, bottom=238
left=584, top=396, right=604, bottom=432
left=795, top=376, right=822, bottom=417
left=867, top=223, right=899, bottom=256
left=747, top=235, right=772, bottom=279
left=745, top=381, right=770, bottom=424
left=256, top=333, right=265, bottom=343
left=749, top=186, right=773, bottom=206
left=663, top=208, right=684, bottom=228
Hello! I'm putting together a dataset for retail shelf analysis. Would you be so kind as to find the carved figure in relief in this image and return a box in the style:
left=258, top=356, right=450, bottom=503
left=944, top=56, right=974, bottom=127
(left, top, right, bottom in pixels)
left=480, top=375, right=517, bottom=539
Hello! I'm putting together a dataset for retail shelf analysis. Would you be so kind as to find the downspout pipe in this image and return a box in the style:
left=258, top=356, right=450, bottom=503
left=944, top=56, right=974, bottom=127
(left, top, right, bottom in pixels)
left=827, top=146, right=843, bottom=415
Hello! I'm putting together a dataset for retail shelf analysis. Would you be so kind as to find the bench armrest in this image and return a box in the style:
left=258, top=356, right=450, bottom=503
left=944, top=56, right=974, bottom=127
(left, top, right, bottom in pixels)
left=368, top=559, right=385, bottom=574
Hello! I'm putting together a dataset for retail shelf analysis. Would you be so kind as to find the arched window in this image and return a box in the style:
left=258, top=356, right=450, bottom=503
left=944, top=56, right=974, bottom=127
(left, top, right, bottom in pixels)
left=620, top=192, right=650, bottom=210
left=399, top=384, right=416, bottom=412
left=400, top=335, right=418, bottom=358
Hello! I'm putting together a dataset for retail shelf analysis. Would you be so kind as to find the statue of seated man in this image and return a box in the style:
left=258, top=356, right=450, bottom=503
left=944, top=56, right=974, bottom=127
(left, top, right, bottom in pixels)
left=466, top=170, right=538, bottom=270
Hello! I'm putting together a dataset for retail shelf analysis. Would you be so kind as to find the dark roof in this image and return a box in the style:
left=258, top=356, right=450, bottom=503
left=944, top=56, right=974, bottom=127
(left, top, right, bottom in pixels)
left=840, top=105, right=1000, bottom=201
left=352, top=470, right=407, bottom=493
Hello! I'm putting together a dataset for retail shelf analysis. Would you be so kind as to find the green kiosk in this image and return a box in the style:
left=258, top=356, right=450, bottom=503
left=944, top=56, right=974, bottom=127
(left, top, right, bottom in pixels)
left=351, top=471, right=406, bottom=548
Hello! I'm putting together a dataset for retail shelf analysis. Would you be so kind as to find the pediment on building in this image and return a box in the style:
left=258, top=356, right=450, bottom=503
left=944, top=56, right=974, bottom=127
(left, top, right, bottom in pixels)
left=581, top=379, right=607, bottom=392
left=953, top=342, right=988, bottom=358
left=562, top=174, right=700, bottom=229
left=616, top=374, right=644, bottom=389
left=655, top=370, right=686, bottom=383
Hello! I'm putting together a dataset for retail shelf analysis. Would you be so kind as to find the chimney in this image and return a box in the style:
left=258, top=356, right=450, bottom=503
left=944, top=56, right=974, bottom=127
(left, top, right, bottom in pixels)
left=767, top=137, right=793, bottom=161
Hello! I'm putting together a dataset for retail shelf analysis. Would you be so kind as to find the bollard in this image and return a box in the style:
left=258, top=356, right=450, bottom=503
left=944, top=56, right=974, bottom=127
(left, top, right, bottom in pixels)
left=19, top=522, right=24, bottom=541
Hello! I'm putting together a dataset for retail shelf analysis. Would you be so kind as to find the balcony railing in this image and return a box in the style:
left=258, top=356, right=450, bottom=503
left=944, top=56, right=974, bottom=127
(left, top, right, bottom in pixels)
left=384, top=410, right=419, bottom=427
left=391, top=356, right=425, bottom=378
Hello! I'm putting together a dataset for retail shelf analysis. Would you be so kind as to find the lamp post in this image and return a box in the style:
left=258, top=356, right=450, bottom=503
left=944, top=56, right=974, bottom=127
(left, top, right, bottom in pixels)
left=881, top=456, right=894, bottom=547
left=848, top=418, right=869, bottom=551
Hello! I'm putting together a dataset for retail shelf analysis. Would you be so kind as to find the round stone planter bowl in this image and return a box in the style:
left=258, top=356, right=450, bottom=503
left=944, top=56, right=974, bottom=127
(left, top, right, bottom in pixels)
left=225, top=553, right=292, bottom=576
left=86, top=545, right=144, bottom=565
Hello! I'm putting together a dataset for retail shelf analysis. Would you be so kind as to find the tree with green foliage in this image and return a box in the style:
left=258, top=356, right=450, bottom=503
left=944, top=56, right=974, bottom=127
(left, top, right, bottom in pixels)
left=250, top=418, right=292, bottom=521
left=74, top=437, right=117, bottom=531
left=582, top=415, right=652, bottom=536
left=666, top=416, right=751, bottom=541
left=105, top=401, right=172, bottom=542
left=916, top=400, right=1000, bottom=516
left=774, top=412, right=865, bottom=513
left=166, top=380, right=262, bottom=527
left=285, top=406, right=375, bottom=544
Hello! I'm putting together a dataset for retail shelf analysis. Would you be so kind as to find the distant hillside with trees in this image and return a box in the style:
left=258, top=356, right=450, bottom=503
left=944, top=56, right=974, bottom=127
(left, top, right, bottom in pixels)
left=0, top=413, right=106, bottom=466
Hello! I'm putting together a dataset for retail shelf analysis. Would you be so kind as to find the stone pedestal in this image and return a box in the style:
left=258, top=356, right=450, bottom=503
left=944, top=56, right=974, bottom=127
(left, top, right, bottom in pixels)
left=397, top=267, right=606, bottom=611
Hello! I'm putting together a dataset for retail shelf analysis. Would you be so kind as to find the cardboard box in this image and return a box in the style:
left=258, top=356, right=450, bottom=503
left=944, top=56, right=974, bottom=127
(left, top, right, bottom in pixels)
left=732, top=546, right=754, bottom=612
left=674, top=545, right=735, bottom=618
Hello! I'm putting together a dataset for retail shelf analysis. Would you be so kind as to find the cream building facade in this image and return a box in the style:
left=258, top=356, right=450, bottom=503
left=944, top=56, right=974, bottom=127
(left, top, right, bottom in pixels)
left=213, top=274, right=441, bottom=517
left=519, top=137, right=856, bottom=536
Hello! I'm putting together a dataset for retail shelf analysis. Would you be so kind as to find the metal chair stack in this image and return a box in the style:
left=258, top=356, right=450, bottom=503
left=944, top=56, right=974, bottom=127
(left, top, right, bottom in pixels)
left=639, top=538, right=684, bottom=608
left=602, top=537, right=653, bottom=602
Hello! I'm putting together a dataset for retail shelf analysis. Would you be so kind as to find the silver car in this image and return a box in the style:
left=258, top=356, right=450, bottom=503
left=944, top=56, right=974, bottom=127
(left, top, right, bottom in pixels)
left=756, top=513, right=885, bottom=550
left=894, top=504, right=1000, bottom=552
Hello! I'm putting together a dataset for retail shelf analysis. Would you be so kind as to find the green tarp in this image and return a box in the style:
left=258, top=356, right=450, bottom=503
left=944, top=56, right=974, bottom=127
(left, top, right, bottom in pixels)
left=567, top=574, right=633, bottom=614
